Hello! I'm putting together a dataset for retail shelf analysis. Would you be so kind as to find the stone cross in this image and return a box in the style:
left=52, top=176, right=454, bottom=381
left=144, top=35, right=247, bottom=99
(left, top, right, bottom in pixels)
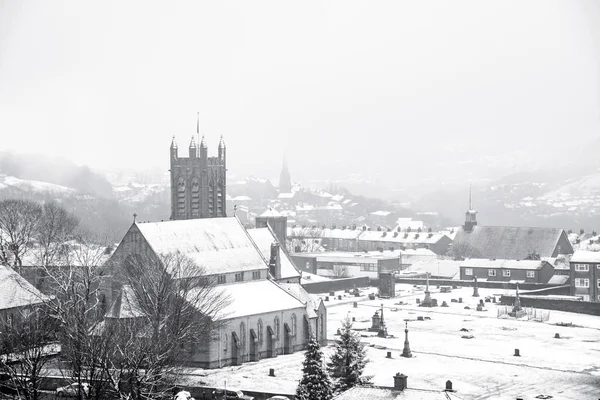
left=472, top=275, right=479, bottom=297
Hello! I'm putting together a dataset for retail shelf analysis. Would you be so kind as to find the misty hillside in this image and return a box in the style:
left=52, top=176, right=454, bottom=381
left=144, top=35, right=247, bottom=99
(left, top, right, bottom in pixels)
left=0, top=154, right=171, bottom=241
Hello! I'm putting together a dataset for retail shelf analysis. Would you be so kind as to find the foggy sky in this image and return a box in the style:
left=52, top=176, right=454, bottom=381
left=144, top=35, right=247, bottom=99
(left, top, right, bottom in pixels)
left=1, top=1, right=599, bottom=185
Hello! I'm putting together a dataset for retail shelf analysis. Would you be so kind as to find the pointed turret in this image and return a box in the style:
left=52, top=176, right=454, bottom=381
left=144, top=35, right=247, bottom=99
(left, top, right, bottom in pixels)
left=199, top=135, right=208, bottom=159
left=189, top=136, right=197, bottom=158
left=170, top=136, right=178, bottom=160
left=218, top=135, right=226, bottom=164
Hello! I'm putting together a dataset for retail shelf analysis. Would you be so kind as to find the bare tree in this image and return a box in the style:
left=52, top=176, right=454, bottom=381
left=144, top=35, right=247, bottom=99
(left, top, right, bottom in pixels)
left=95, top=252, right=230, bottom=400
left=332, top=264, right=350, bottom=278
left=40, top=234, right=112, bottom=400
left=0, top=305, right=58, bottom=400
left=445, top=241, right=481, bottom=261
left=0, top=199, right=43, bottom=267
left=287, top=227, right=324, bottom=253
left=34, top=201, right=80, bottom=268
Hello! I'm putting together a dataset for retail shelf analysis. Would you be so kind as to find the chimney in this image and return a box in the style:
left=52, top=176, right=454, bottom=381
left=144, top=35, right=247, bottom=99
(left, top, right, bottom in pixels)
left=269, top=242, right=281, bottom=280
left=393, top=373, right=407, bottom=391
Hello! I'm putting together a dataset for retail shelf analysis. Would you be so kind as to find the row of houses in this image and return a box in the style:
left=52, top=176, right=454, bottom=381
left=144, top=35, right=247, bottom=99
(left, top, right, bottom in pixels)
left=287, top=226, right=453, bottom=255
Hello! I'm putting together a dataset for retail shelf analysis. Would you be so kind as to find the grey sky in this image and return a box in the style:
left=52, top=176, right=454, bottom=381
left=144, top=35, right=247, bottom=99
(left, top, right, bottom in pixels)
left=1, top=1, right=599, bottom=185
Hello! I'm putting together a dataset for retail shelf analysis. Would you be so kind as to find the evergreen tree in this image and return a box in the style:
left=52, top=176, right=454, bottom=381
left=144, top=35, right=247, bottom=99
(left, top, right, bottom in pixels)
left=296, top=335, right=333, bottom=400
left=327, top=317, right=370, bottom=393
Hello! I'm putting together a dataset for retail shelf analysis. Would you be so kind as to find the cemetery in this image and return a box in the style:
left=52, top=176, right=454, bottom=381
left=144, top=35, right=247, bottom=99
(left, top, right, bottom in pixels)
left=181, top=283, right=600, bottom=399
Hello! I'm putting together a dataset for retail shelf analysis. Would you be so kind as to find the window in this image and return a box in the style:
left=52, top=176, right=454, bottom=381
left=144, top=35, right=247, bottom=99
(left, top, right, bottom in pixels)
left=488, top=269, right=496, bottom=277
left=597, top=279, right=600, bottom=288
left=257, top=319, right=263, bottom=345
left=252, top=271, right=261, bottom=280
left=217, top=275, right=226, bottom=284
left=527, top=271, right=535, bottom=278
left=274, top=317, right=280, bottom=339
left=464, top=268, right=473, bottom=276
left=597, top=295, right=600, bottom=301
left=291, top=314, right=297, bottom=336
left=582, top=295, right=590, bottom=302
left=235, top=272, right=244, bottom=282
left=502, top=270, right=511, bottom=277
left=240, top=322, right=246, bottom=348
left=575, top=264, right=589, bottom=272
left=575, top=278, right=590, bottom=288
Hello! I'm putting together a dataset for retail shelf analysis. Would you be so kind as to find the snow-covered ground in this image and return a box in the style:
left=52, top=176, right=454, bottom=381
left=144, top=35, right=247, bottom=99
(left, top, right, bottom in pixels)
left=181, top=285, right=600, bottom=399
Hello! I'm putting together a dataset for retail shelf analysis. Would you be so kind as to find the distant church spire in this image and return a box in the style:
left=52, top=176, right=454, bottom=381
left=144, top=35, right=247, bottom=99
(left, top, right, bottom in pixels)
left=279, top=155, right=292, bottom=193
left=469, top=184, right=473, bottom=211
left=464, top=184, right=478, bottom=232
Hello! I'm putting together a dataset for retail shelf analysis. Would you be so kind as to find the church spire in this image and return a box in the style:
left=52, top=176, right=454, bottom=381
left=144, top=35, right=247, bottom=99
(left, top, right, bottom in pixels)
left=464, top=184, right=477, bottom=232
left=279, top=154, right=292, bottom=193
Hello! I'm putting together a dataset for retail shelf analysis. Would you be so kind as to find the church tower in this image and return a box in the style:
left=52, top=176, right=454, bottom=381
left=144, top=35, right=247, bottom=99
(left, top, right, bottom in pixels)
left=463, top=185, right=477, bottom=232
left=279, top=155, right=292, bottom=193
left=169, top=115, right=227, bottom=220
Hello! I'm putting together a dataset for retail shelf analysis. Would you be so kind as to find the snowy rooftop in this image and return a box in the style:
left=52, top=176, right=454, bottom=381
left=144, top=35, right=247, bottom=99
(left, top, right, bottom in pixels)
left=371, top=211, right=392, bottom=217
left=359, top=230, right=448, bottom=244
left=136, top=218, right=268, bottom=276
left=209, top=280, right=305, bottom=319
left=277, top=192, right=296, bottom=199
left=259, top=208, right=283, bottom=217
left=247, top=228, right=300, bottom=280
left=0, top=265, right=48, bottom=310
left=407, top=259, right=463, bottom=279
left=333, top=386, right=461, bottom=400
left=570, top=250, right=600, bottom=263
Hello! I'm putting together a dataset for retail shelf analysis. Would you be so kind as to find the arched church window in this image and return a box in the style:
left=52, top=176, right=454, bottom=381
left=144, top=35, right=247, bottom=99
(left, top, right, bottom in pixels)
left=274, top=316, right=280, bottom=339
left=291, top=314, right=297, bottom=336
left=240, top=322, right=246, bottom=348
left=223, top=333, right=228, bottom=352
left=257, top=319, right=264, bottom=345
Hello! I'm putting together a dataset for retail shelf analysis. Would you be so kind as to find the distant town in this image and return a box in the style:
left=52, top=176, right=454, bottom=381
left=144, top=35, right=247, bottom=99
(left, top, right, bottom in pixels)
left=1, top=131, right=599, bottom=400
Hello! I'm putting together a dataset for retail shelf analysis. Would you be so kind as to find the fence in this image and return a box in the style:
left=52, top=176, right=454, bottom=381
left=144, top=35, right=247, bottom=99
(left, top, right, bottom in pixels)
left=497, top=305, right=550, bottom=322
left=499, top=295, right=600, bottom=316
left=393, top=277, right=570, bottom=294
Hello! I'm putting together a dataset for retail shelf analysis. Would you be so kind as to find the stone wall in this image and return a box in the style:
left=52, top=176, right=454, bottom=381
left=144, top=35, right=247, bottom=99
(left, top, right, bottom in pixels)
left=392, top=277, right=570, bottom=294
left=302, top=276, right=370, bottom=294
left=499, top=295, right=600, bottom=316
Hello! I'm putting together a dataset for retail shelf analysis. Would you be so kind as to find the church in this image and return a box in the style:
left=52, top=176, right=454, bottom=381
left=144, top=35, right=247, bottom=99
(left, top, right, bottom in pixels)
left=452, top=189, right=573, bottom=259
left=99, top=130, right=326, bottom=368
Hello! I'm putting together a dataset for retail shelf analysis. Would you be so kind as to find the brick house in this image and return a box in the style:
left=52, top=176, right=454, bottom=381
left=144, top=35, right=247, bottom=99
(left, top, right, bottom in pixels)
left=570, top=250, right=600, bottom=302
left=459, top=259, right=555, bottom=283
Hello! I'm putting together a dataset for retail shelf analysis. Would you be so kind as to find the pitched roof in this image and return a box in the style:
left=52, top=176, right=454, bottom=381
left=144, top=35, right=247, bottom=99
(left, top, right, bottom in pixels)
left=0, top=265, right=47, bottom=310
left=135, top=218, right=268, bottom=276
left=247, top=228, right=300, bottom=280
left=570, top=250, right=600, bottom=263
left=105, top=285, right=145, bottom=319
left=359, top=230, right=449, bottom=245
left=333, top=386, right=459, bottom=400
left=199, top=280, right=305, bottom=319
left=453, top=226, right=572, bottom=260
left=259, top=208, right=283, bottom=217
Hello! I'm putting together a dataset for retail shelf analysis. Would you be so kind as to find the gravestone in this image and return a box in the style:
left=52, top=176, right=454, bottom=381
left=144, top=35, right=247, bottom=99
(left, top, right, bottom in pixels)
left=441, top=301, right=449, bottom=307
